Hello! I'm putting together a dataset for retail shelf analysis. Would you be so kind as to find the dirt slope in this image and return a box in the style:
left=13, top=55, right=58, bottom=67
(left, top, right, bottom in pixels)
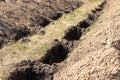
left=54, top=0, right=120, bottom=80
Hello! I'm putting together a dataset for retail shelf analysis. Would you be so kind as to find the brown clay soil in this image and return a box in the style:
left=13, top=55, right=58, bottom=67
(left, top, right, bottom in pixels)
left=0, top=0, right=83, bottom=48
left=54, top=0, right=120, bottom=80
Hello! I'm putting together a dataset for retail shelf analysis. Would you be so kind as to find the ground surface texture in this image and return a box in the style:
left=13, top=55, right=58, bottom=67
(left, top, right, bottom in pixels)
left=54, top=0, right=120, bottom=80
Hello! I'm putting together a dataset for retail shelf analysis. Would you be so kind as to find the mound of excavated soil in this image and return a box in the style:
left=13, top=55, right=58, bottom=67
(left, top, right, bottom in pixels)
left=0, top=0, right=83, bottom=48
left=6, top=60, right=57, bottom=80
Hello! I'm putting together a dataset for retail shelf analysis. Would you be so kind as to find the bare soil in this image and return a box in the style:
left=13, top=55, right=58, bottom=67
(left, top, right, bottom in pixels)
left=1, top=0, right=119, bottom=80
left=5, top=1, right=106, bottom=80
left=54, top=0, right=120, bottom=80
left=0, top=0, right=83, bottom=48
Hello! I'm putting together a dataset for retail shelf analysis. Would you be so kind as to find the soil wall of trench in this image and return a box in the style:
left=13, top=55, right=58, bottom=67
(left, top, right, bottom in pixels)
left=4, top=1, right=107, bottom=80
left=0, top=0, right=83, bottom=48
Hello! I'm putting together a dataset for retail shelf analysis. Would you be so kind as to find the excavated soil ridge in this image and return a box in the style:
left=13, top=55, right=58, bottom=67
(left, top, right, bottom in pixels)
left=6, top=1, right=106, bottom=80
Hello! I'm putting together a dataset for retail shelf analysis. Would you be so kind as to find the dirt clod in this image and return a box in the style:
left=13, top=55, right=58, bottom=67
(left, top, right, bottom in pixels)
left=63, top=27, right=82, bottom=40
left=7, top=60, right=57, bottom=80
left=41, top=40, right=69, bottom=65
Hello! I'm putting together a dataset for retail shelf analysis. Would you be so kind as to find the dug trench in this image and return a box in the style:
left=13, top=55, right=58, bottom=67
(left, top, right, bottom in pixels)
left=5, top=1, right=106, bottom=80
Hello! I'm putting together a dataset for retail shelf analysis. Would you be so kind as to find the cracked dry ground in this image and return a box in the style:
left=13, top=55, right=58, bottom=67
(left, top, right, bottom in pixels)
left=54, top=0, right=120, bottom=80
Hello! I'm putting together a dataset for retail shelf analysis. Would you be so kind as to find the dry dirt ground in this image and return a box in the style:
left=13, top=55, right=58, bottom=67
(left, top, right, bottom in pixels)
left=0, top=0, right=103, bottom=79
left=1, top=0, right=120, bottom=80
left=0, top=0, right=83, bottom=48
left=4, top=0, right=107, bottom=80
left=54, top=0, right=120, bottom=80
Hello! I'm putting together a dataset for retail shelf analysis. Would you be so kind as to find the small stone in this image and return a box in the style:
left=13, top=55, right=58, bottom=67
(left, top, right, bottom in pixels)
left=112, top=40, right=120, bottom=50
